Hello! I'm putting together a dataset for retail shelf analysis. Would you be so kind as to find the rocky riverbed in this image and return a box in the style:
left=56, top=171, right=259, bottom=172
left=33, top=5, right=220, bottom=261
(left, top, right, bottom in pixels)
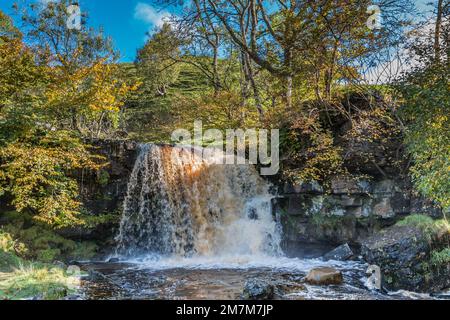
left=75, top=241, right=447, bottom=301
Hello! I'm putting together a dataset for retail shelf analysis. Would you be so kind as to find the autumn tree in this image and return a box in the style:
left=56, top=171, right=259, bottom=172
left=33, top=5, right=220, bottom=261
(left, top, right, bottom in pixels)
left=18, top=0, right=136, bottom=138
left=0, top=2, right=137, bottom=227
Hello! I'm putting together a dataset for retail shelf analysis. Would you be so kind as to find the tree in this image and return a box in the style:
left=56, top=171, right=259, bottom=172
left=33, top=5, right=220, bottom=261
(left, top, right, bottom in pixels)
left=136, top=23, right=181, bottom=97
left=159, top=0, right=414, bottom=108
left=0, top=9, right=102, bottom=227
left=18, top=0, right=136, bottom=138
left=0, top=3, right=138, bottom=227
left=397, top=4, right=450, bottom=213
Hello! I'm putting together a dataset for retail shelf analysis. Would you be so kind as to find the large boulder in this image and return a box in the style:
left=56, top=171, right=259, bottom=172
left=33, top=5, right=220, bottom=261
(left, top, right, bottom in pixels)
left=361, top=224, right=450, bottom=293
left=305, top=267, right=343, bottom=285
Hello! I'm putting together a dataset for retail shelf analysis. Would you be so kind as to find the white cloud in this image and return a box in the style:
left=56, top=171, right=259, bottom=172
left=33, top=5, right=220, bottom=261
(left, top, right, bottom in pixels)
left=362, top=20, right=438, bottom=84
left=134, top=2, right=171, bottom=29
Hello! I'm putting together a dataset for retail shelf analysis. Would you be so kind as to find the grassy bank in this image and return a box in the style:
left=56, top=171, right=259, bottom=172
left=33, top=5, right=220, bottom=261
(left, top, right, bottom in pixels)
left=0, top=251, right=80, bottom=300
left=0, top=212, right=94, bottom=300
left=0, top=250, right=80, bottom=300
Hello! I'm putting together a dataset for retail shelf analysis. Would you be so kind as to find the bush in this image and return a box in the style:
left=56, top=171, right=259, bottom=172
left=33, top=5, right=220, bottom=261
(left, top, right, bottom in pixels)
left=0, top=250, right=24, bottom=272
left=1, top=221, right=98, bottom=263
left=431, top=248, right=450, bottom=268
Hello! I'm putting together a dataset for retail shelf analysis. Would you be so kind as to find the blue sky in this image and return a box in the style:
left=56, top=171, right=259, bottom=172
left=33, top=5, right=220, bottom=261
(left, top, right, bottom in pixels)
left=0, top=0, right=434, bottom=62
left=0, top=0, right=179, bottom=62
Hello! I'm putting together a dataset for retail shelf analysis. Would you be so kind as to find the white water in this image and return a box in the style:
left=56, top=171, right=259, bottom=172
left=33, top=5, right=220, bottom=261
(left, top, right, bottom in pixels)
left=115, top=144, right=282, bottom=261
left=104, top=144, right=437, bottom=300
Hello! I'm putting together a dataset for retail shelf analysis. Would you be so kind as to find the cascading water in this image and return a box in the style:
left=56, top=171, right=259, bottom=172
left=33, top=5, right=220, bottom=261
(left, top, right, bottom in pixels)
left=87, top=144, right=413, bottom=299
left=115, top=144, right=282, bottom=259
left=85, top=147, right=421, bottom=300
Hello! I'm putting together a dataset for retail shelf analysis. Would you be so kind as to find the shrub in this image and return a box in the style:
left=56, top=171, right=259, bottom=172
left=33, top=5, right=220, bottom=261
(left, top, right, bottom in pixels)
left=431, top=248, right=450, bottom=268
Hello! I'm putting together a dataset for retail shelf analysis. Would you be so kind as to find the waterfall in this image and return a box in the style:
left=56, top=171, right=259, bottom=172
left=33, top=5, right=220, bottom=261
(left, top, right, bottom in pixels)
left=115, top=144, right=282, bottom=259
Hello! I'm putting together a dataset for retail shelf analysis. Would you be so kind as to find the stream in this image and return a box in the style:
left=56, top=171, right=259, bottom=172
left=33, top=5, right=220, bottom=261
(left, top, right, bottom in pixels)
left=78, top=253, right=434, bottom=300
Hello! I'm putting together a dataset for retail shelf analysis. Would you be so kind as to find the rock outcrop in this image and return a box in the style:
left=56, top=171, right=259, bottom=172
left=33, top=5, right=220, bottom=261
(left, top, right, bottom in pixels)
left=361, top=225, right=450, bottom=293
left=57, top=140, right=139, bottom=244
left=276, top=177, right=442, bottom=246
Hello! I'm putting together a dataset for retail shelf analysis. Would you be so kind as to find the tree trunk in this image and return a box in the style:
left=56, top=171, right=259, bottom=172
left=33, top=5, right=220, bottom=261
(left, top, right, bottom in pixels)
left=239, top=51, right=251, bottom=107
left=212, top=36, right=221, bottom=96
left=434, top=0, right=444, bottom=62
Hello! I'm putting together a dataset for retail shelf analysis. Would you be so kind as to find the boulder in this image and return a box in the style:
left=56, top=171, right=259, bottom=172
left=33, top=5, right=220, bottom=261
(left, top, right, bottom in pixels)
left=242, top=279, right=275, bottom=300
left=361, top=225, right=450, bottom=293
left=323, top=243, right=354, bottom=261
left=305, top=267, right=343, bottom=285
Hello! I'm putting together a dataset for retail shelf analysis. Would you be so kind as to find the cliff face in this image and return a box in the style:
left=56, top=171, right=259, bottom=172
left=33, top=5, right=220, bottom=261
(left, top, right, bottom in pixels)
left=75, top=140, right=442, bottom=249
left=79, top=140, right=139, bottom=215
left=276, top=177, right=441, bottom=247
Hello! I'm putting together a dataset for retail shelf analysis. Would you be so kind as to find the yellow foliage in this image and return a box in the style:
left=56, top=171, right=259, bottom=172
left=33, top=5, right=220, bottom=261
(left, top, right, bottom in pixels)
left=0, top=132, right=104, bottom=227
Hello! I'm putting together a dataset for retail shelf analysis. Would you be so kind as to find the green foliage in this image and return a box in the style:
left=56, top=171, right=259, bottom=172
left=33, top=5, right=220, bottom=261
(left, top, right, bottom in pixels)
left=1, top=223, right=79, bottom=300
left=0, top=250, right=24, bottom=272
left=0, top=132, right=104, bottom=227
left=125, top=60, right=212, bottom=142
left=0, top=212, right=99, bottom=263
left=277, top=104, right=344, bottom=183
left=311, top=213, right=354, bottom=229
left=396, top=214, right=450, bottom=242
left=430, top=248, right=450, bottom=267
left=397, top=24, right=450, bottom=211
left=0, top=8, right=137, bottom=227
left=0, top=262, right=78, bottom=300
left=81, top=213, right=119, bottom=229
left=96, top=170, right=110, bottom=186
left=136, top=23, right=181, bottom=98
left=0, top=10, right=21, bottom=42
left=396, top=214, right=435, bottom=228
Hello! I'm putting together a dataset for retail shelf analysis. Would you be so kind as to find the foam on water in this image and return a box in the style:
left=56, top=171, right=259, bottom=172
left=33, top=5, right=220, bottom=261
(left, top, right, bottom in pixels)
left=117, top=254, right=365, bottom=273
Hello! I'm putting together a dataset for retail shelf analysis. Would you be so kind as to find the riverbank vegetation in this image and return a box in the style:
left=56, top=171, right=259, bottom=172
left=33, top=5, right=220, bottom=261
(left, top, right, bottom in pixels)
left=0, top=0, right=448, bottom=299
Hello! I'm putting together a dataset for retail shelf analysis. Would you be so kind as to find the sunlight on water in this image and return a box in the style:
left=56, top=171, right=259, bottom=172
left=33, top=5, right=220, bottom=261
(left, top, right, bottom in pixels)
left=115, top=143, right=281, bottom=258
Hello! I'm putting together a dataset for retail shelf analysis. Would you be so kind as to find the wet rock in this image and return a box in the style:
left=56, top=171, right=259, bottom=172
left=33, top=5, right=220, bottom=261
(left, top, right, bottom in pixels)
left=323, top=243, right=354, bottom=261
left=373, top=180, right=396, bottom=195
left=284, top=180, right=323, bottom=194
left=247, top=208, right=259, bottom=220
left=107, top=257, right=120, bottom=263
left=53, top=261, right=67, bottom=269
left=242, top=279, right=275, bottom=300
left=305, top=267, right=343, bottom=285
left=361, top=225, right=450, bottom=293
